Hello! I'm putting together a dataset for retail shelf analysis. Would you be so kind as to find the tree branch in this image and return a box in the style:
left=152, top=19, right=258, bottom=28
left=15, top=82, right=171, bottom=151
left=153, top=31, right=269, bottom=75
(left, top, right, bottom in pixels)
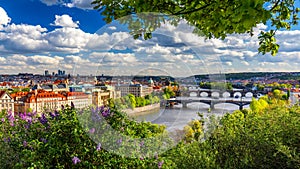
left=173, top=2, right=214, bottom=15
left=270, top=0, right=281, bottom=11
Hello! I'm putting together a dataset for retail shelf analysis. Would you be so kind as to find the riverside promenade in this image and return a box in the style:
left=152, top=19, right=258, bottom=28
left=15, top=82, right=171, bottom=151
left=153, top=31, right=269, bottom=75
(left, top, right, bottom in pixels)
left=124, top=103, right=160, bottom=116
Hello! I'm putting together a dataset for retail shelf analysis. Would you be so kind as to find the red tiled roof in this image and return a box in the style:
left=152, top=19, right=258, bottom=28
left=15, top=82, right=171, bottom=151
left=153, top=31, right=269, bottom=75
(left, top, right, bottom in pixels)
left=66, top=92, right=86, bottom=96
left=0, top=91, right=6, bottom=98
left=10, top=92, right=29, bottom=99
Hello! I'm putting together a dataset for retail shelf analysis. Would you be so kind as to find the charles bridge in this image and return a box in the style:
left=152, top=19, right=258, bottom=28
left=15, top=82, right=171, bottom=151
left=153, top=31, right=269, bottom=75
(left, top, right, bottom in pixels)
left=166, top=88, right=268, bottom=110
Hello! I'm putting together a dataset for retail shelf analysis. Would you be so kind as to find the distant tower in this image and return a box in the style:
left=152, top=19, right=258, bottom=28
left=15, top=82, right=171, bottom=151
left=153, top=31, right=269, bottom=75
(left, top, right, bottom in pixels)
left=149, top=78, right=154, bottom=87
left=94, top=77, right=98, bottom=84
left=45, top=70, right=49, bottom=76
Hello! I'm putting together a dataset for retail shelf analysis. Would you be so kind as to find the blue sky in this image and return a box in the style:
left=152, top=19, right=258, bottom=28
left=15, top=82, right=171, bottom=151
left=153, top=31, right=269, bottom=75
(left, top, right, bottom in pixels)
left=1, top=0, right=300, bottom=77
left=0, top=0, right=104, bottom=33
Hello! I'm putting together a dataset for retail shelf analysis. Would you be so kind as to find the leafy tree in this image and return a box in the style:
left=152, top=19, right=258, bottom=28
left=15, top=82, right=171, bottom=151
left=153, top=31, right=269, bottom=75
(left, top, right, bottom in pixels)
left=127, top=94, right=137, bottom=109
left=183, top=119, right=204, bottom=143
left=162, top=86, right=175, bottom=99
left=210, top=104, right=300, bottom=168
left=92, top=0, right=299, bottom=56
left=21, top=88, right=30, bottom=92
left=135, top=96, right=146, bottom=107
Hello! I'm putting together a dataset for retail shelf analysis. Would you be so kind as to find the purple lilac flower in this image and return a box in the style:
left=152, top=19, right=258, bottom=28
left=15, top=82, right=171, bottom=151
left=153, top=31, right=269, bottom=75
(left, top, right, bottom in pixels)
left=96, top=143, right=101, bottom=151
left=158, top=161, right=164, bottom=169
left=31, top=111, right=37, bottom=117
left=140, top=157, right=144, bottom=160
left=154, top=152, right=158, bottom=159
left=1, top=118, right=5, bottom=122
left=19, top=112, right=26, bottom=120
left=24, top=124, right=30, bottom=129
left=3, top=137, right=10, bottom=143
left=61, top=105, right=65, bottom=110
left=89, top=128, right=95, bottom=134
left=91, top=108, right=101, bottom=122
left=117, top=138, right=122, bottom=145
left=7, top=112, right=14, bottom=122
left=40, top=138, right=47, bottom=143
left=39, top=113, right=48, bottom=125
left=72, top=156, right=81, bottom=164
left=23, top=141, right=27, bottom=147
left=139, top=141, right=144, bottom=147
left=101, top=108, right=111, bottom=118
left=97, top=106, right=105, bottom=113
left=50, top=110, right=59, bottom=119
left=27, top=117, right=32, bottom=124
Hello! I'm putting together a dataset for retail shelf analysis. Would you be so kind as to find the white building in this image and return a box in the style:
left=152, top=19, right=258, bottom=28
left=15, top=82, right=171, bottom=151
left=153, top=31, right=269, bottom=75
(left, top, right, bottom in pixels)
left=65, top=92, right=92, bottom=109
left=0, top=91, right=14, bottom=113
left=115, top=84, right=153, bottom=97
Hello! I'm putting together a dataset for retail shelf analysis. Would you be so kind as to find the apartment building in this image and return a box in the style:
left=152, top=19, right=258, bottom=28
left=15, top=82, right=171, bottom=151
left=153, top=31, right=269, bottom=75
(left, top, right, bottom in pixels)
left=115, top=84, right=153, bottom=97
left=92, top=85, right=121, bottom=107
left=23, top=91, right=67, bottom=113
left=64, top=92, right=92, bottom=109
left=0, top=91, right=14, bottom=113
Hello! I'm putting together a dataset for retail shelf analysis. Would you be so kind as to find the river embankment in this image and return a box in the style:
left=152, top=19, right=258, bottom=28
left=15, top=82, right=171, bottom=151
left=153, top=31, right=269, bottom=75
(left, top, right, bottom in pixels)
left=124, top=103, right=160, bottom=117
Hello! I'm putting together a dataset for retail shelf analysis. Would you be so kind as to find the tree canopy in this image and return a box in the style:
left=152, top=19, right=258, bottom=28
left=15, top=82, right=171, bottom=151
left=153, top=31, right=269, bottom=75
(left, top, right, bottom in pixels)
left=91, top=0, right=299, bottom=56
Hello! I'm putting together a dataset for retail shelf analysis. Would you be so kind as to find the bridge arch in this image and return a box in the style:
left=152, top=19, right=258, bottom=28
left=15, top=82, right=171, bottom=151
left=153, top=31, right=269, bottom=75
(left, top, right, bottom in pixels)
left=233, top=92, right=242, bottom=98
left=200, top=92, right=208, bottom=97
left=189, top=92, right=198, bottom=97
left=211, top=92, right=220, bottom=98
left=184, top=102, right=211, bottom=108
left=245, top=92, right=253, bottom=98
left=222, top=92, right=230, bottom=98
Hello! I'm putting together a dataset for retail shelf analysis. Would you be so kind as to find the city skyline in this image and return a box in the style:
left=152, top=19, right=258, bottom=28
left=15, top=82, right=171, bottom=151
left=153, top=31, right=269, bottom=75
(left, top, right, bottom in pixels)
left=1, top=1, right=300, bottom=76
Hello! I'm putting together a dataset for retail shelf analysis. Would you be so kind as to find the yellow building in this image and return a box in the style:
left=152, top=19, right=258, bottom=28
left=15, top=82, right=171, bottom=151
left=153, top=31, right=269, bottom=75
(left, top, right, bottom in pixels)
left=92, top=85, right=121, bottom=107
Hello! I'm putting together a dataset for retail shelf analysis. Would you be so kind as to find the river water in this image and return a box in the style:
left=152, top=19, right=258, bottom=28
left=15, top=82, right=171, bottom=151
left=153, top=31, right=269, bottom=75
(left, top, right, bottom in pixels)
left=129, top=99, right=251, bottom=131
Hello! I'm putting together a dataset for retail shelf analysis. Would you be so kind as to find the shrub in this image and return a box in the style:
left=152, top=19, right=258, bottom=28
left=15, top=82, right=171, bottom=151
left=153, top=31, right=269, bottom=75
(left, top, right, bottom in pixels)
left=0, top=106, right=175, bottom=168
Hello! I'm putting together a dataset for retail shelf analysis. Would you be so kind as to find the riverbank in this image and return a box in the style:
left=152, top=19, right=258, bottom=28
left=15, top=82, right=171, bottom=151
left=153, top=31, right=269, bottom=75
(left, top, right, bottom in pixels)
left=124, top=103, right=160, bottom=117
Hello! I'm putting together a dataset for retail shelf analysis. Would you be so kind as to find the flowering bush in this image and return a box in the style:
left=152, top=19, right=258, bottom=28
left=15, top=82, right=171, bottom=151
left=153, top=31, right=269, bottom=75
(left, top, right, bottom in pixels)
left=0, top=106, right=174, bottom=168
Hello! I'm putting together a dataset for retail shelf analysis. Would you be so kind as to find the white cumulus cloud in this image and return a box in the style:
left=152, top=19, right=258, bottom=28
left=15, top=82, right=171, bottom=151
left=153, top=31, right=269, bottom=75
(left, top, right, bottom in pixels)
left=0, top=7, right=11, bottom=29
left=65, top=0, right=94, bottom=9
left=52, top=14, right=79, bottom=28
left=39, top=0, right=94, bottom=10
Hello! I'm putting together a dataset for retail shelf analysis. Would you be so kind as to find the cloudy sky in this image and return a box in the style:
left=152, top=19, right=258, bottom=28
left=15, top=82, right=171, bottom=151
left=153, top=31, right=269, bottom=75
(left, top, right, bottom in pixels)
left=1, top=0, right=300, bottom=77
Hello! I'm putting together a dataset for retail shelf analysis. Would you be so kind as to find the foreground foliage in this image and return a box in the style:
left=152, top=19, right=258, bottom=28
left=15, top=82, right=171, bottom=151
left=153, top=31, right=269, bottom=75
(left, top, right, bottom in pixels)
left=0, top=106, right=172, bottom=168
left=0, top=92, right=299, bottom=168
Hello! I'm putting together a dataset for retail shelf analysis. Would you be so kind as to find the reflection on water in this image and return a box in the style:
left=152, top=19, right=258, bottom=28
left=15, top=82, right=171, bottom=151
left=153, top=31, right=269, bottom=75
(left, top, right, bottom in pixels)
left=129, top=103, right=250, bottom=131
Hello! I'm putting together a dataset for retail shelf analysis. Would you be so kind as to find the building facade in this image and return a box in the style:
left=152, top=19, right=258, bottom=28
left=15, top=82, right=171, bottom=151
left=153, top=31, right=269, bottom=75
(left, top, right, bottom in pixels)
left=115, top=84, right=153, bottom=97
left=92, top=85, right=121, bottom=107
left=12, top=90, right=92, bottom=113
left=0, top=91, right=14, bottom=113
left=64, top=92, right=92, bottom=109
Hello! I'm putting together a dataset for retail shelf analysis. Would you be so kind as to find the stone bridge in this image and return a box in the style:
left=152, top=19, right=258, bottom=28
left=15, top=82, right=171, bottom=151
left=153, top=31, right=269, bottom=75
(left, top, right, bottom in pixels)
left=166, top=97, right=252, bottom=110
left=180, top=88, right=266, bottom=98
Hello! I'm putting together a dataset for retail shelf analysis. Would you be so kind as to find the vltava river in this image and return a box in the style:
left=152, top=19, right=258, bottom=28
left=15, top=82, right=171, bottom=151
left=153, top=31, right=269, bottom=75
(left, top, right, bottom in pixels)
left=129, top=102, right=250, bottom=131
